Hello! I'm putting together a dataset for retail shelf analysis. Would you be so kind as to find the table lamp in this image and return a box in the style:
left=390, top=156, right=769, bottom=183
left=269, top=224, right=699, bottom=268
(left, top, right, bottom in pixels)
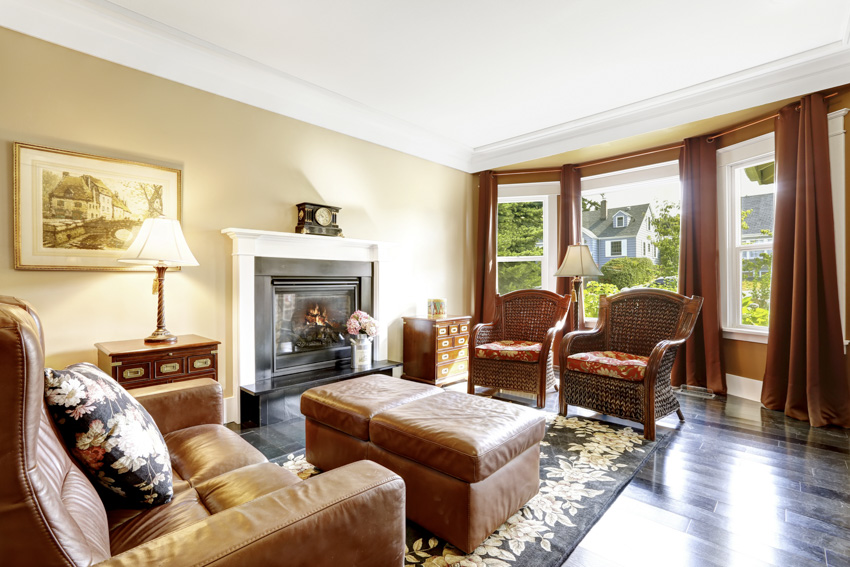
left=554, top=244, right=602, bottom=328
left=119, top=216, right=198, bottom=343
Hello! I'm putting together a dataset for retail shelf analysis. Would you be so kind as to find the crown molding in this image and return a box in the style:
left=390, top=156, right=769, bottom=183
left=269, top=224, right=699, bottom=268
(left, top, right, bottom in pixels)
left=0, top=0, right=474, bottom=171
left=470, top=43, right=850, bottom=172
left=2, top=0, right=849, bottom=174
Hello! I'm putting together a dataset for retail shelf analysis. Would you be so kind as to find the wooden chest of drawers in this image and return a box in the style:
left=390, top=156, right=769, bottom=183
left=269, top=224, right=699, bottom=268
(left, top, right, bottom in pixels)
left=95, top=335, right=220, bottom=390
left=402, top=315, right=471, bottom=386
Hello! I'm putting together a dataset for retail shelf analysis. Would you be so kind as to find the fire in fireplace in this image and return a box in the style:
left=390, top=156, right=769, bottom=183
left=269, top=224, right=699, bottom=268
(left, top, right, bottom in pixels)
left=255, top=258, right=374, bottom=378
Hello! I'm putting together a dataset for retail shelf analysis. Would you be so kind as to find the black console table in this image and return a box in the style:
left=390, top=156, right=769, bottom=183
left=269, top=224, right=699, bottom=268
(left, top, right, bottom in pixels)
left=240, top=360, right=403, bottom=427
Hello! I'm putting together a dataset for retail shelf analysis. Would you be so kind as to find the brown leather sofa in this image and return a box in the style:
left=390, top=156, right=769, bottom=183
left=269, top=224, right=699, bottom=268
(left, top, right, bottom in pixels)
left=0, top=296, right=406, bottom=566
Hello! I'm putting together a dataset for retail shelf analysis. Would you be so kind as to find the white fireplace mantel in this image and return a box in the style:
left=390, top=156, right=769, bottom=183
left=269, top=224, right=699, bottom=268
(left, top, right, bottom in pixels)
left=222, top=228, right=395, bottom=420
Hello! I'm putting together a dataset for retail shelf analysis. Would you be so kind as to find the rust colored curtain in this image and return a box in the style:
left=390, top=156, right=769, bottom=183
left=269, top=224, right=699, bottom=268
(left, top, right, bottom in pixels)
left=762, top=95, right=850, bottom=427
left=673, top=136, right=726, bottom=393
left=557, top=165, right=582, bottom=334
left=473, top=171, right=498, bottom=325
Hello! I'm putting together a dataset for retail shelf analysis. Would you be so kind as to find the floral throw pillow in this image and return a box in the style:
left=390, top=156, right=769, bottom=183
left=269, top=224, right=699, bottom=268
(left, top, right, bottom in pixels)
left=44, top=363, right=173, bottom=507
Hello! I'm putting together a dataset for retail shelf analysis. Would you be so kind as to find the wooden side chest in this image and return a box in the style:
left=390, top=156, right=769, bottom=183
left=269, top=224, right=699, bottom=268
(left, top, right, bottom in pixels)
left=95, top=335, right=220, bottom=390
left=402, top=315, right=471, bottom=386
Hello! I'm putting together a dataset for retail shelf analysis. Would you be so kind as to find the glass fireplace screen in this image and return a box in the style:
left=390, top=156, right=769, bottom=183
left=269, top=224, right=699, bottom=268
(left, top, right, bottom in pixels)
left=273, top=285, right=354, bottom=357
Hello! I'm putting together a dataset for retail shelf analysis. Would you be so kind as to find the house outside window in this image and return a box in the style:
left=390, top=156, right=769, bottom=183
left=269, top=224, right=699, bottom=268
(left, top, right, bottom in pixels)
left=581, top=161, right=682, bottom=319
left=496, top=186, right=559, bottom=294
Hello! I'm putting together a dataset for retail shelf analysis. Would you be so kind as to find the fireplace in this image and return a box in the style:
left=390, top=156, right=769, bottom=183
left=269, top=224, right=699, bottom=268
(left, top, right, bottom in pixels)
left=254, top=257, right=373, bottom=379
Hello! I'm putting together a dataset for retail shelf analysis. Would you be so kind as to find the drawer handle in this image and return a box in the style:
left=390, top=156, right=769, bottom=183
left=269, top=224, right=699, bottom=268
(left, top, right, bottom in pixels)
left=441, top=367, right=449, bottom=375
left=438, top=329, right=447, bottom=335
left=457, top=338, right=466, bottom=345
left=193, top=358, right=212, bottom=369
left=459, top=349, right=467, bottom=357
left=441, top=353, right=449, bottom=360
left=458, top=363, right=465, bottom=370
left=461, top=325, right=468, bottom=332
left=123, top=368, right=144, bottom=380
left=441, top=340, right=450, bottom=347
left=160, top=362, right=180, bottom=374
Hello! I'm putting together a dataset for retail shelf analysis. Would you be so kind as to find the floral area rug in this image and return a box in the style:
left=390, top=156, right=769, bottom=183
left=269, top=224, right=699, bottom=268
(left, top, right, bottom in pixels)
left=279, top=413, right=662, bottom=567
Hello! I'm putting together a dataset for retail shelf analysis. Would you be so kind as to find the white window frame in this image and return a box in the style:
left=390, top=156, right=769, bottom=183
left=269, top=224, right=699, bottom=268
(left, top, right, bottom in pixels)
left=613, top=214, right=626, bottom=228
left=605, top=239, right=627, bottom=257
left=717, top=134, right=775, bottom=340
left=496, top=183, right=559, bottom=292
left=718, top=109, right=847, bottom=345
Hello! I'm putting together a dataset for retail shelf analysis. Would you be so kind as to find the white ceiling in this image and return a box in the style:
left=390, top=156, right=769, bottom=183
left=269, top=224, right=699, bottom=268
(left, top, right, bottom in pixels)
left=3, top=0, right=850, bottom=172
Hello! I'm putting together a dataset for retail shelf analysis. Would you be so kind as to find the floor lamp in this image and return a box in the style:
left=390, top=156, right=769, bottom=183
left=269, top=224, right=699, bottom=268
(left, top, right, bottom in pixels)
left=119, top=216, right=198, bottom=344
left=554, top=244, right=602, bottom=330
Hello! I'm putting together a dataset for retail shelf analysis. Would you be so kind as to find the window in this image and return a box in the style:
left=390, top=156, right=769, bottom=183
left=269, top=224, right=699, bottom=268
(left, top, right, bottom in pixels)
left=496, top=185, right=559, bottom=295
left=721, top=150, right=775, bottom=332
left=581, top=161, right=682, bottom=319
left=719, top=111, right=847, bottom=344
left=605, top=239, right=625, bottom=257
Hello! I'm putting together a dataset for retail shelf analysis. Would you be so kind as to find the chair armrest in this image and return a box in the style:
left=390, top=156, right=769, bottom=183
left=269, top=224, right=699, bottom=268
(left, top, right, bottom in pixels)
left=97, top=460, right=406, bottom=567
left=560, top=327, right=607, bottom=363
left=471, top=322, right=500, bottom=346
left=131, top=378, right=223, bottom=435
left=643, top=338, right=687, bottom=390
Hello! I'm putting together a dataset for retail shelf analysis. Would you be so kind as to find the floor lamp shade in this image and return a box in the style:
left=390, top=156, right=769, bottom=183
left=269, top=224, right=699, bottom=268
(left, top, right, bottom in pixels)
left=554, top=244, right=602, bottom=278
left=119, top=217, right=197, bottom=343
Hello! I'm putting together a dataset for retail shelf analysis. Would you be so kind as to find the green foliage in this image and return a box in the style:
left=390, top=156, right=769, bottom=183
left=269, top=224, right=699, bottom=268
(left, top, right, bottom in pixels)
left=599, top=257, right=657, bottom=289
left=648, top=278, right=678, bottom=292
left=582, top=197, right=601, bottom=211
left=650, top=201, right=680, bottom=278
left=741, top=250, right=772, bottom=327
left=497, top=201, right=543, bottom=257
left=583, top=281, right=620, bottom=318
left=741, top=295, right=769, bottom=327
left=497, top=261, right=542, bottom=294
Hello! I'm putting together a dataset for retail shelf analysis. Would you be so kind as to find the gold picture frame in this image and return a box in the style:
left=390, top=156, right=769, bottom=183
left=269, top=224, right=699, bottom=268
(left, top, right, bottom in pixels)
left=14, top=142, right=182, bottom=271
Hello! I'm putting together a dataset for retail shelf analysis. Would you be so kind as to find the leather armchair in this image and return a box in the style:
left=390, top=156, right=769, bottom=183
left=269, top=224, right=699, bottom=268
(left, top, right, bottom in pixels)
left=0, top=296, right=406, bottom=566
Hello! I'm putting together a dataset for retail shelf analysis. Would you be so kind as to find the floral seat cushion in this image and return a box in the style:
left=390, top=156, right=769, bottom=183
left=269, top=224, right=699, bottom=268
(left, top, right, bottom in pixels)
left=566, top=351, right=649, bottom=382
left=474, top=340, right=542, bottom=363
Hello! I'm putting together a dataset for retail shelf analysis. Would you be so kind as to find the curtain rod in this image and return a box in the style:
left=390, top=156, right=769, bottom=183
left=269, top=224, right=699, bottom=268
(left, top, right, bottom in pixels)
left=707, top=92, right=838, bottom=142
left=491, top=143, right=683, bottom=177
left=491, top=92, right=840, bottom=177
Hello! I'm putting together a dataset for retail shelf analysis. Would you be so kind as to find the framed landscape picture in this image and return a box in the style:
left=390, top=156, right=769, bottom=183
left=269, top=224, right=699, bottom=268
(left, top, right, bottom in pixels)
left=14, top=143, right=182, bottom=271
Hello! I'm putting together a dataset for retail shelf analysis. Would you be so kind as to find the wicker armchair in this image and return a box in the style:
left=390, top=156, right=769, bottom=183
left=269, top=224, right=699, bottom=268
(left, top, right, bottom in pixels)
left=468, top=289, right=571, bottom=408
left=559, top=289, right=703, bottom=440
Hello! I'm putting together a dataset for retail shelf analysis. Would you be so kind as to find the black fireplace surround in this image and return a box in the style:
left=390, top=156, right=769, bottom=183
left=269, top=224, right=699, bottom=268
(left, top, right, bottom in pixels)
left=254, top=256, right=374, bottom=379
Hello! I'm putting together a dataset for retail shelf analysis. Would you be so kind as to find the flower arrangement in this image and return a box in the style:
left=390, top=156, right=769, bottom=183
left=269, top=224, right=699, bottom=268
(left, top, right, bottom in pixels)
left=347, top=310, right=379, bottom=338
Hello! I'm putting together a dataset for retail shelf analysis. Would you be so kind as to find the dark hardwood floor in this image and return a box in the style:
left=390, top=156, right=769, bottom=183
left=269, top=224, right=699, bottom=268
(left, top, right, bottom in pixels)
left=230, top=385, right=850, bottom=567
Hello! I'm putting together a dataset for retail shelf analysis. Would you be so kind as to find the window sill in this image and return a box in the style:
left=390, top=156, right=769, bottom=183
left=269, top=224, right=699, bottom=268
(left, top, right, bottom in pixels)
left=722, top=327, right=768, bottom=344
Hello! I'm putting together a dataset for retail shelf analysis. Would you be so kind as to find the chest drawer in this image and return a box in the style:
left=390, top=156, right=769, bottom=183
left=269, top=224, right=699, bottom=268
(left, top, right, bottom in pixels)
left=453, top=334, right=468, bottom=347
left=435, top=346, right=468, bottom=364
left=436, top=336, right=453, bottom=351
left=154, top=357, right=185, bottom=378
left=116, top=362, right=151, bottom=384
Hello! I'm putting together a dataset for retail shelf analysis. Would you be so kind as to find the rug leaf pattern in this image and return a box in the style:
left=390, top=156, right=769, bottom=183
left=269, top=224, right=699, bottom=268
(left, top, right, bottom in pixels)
left=280, top=413, right=658, bottom=567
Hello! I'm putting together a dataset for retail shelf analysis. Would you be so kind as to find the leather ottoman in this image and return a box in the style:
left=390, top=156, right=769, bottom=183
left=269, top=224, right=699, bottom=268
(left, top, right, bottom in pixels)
left=301, top=375, right=546, bottom=553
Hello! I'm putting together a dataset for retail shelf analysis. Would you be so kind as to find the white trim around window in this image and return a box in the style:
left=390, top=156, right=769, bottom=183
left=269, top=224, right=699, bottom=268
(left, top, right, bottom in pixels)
left=497, top=183, right=560, bottom=292
left=717, top=109, right=848, bottom=345
left=605, top=239, right=627, bottom=257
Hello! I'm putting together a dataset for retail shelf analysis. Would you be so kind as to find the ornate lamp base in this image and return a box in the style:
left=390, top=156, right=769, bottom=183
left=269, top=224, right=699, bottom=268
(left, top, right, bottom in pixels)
left=144, top=328, right=177, bottom=344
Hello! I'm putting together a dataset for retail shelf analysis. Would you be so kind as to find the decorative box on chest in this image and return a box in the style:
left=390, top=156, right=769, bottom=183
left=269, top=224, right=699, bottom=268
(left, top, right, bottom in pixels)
left=95, top=335, right=220, bottom=390
left=402, top=315, right=471, bottom=386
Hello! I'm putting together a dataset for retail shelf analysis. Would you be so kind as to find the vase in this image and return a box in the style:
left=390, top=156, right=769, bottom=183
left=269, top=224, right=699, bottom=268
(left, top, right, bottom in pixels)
left=350, top=334, right=373, bottom=369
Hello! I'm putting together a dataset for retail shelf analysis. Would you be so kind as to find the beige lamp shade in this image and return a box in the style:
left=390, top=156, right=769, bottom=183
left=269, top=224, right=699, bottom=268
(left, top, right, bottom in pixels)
left=119, top=216, right=198, bottom=267
left=554, top=244, right=602, bottom=278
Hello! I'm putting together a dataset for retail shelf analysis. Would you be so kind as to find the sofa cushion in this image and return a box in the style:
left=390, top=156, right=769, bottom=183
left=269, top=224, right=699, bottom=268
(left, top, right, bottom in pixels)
left=369, top=391, right=546, bottom=483
left=566, top=350, right=649, bottom=382
left=474, top=340, right=542, bottom=363
left=44, top=363, right=173, bottom=507
left=165, top=424, right=268, bottom=485
left=195, top=462, right=301, bottom=514
left=301, top=374, right=443, bottom=440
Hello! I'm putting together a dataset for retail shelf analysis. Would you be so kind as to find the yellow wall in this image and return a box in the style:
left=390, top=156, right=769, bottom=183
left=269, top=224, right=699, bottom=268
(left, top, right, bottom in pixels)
left=0, top=28, right=475, bottom=405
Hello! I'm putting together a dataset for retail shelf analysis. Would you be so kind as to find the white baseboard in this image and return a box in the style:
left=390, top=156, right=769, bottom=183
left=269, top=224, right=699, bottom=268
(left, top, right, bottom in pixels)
left=725, top=373, right=763, bottom=402
left=223, top=395, right=240, bottom=425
